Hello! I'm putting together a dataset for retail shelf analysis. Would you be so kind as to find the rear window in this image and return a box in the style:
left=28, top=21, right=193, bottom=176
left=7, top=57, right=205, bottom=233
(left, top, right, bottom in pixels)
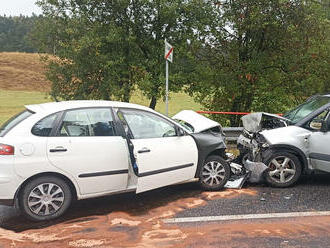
left=32, top=113, right=58, bottom=137
left=0, top=110, right=33, bottom=137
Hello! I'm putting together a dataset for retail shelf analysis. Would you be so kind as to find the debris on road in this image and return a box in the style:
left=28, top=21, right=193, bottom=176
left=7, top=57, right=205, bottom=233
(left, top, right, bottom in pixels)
left=284, top=194, right=294, bottom=200
left=224, top=174, right=249, bottom=189
left=224, top=158, right=267, bottom=189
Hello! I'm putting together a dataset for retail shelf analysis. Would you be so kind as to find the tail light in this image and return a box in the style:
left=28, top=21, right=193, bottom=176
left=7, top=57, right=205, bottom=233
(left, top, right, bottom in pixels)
left=0, top=144, right=14, bottom=155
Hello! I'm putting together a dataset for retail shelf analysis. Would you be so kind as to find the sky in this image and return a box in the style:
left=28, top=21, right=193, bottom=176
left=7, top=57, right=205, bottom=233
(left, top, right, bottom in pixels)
left=1, top=0, right=42, bottom=16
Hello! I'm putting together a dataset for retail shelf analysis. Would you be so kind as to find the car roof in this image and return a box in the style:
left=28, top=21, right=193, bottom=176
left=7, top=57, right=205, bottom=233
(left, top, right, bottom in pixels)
left=25, top=100, right=154, bottom=114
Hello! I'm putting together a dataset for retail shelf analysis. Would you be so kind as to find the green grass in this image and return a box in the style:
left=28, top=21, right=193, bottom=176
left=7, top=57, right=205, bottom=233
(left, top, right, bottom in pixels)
left=0, top=90, right=52, bottom=125
left=0, top=90, right=202, bottom=125
left=131, top=90, right=202, bottom=116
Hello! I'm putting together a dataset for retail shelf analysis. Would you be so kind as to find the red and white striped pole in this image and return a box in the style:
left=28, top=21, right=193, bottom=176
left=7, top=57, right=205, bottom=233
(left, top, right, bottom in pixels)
left=164, top=39, right=173, bottom=116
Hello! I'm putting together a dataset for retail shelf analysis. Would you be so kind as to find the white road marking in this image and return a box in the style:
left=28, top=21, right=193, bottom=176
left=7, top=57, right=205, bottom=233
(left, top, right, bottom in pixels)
left=164, top=211, right=330, bottom=224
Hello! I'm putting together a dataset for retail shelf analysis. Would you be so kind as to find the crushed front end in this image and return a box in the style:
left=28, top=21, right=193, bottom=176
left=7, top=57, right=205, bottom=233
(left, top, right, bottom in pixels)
left=237, top=112, right=288, bottom=162
left=236, top=112, right=288, bottom=183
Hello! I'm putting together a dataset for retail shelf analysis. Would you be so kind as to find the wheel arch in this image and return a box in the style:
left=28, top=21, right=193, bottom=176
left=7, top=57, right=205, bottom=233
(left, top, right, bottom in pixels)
left=194, top=148, right=227, bottom=178
left=206, top=148, right=226, bottom=159
left=15, top=172, right=78, bottom=207
left=266, top=144, right=309, bottom=174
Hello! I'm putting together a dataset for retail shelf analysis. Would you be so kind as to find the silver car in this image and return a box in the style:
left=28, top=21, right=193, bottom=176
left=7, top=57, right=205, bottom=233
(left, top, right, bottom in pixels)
left=238, top=94, right=330, bottom=187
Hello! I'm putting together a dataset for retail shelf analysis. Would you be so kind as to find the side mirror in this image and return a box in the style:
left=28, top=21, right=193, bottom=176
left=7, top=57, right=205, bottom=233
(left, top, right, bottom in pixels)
left=176, top=126, right=186, bottom=136
left=320, top=120, right=328, bottom=132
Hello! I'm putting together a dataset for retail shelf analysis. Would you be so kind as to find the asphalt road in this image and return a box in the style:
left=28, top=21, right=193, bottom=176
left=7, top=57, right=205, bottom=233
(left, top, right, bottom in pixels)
left=0, top=174, right=329, bottom=247
left=177, top=174, right=330, bottom=218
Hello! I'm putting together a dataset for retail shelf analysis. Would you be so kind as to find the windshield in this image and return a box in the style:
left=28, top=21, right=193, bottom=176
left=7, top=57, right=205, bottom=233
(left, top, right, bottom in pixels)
left=0, top=110, right=33, bottom=136
left=284, top=96, right=330, bottom=124
left=173, top=119, right=194, bottom=132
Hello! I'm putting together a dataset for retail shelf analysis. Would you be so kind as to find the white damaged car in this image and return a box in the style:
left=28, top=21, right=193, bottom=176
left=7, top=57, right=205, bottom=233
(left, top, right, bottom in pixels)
left=0, top=101, right=230, bottom=221
left=238, top=94, right=330, bottom=187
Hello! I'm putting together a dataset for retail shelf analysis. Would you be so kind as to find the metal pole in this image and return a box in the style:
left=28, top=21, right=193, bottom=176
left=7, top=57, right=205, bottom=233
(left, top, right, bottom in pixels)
left=165, top=59, right=169, bottom=116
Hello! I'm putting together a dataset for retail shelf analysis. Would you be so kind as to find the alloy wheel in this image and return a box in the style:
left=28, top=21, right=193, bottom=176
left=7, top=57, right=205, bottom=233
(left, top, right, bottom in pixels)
left=202, top=161, right=226, bottom=186
left=27, top=183, right=65, bottom=216
left=268, top=156, right=296, bottom=183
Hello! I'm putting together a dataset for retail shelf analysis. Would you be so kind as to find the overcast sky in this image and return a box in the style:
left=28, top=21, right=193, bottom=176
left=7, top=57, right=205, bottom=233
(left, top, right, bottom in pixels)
left=1, top=0, right=42, bottom=16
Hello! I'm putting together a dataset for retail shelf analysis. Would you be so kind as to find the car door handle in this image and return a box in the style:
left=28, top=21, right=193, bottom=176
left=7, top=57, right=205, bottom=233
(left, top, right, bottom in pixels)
left=49, top=147, right=67, bottom=153
left=138, top=148, right=150, bottom=153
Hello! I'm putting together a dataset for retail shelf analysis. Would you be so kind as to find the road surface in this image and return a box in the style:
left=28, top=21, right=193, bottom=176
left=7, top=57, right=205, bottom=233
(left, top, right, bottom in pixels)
left=0, top=174, right=329, bottom=247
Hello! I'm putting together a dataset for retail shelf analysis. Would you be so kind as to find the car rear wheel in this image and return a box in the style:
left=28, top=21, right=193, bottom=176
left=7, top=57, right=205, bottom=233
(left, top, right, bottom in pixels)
left=19, top=176, right=72, bottom=221
left=264, top=152, right=302, bottom=188
left=198, top=155, right=230, bottom=191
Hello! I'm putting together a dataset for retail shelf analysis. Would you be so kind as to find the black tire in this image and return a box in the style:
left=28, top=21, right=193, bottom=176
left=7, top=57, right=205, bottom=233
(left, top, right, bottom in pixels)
left=264, top=151, right=302, bottom=188
left=19, top=176, right=72, bottom=221
left=198, top=155, right=231, bottom=191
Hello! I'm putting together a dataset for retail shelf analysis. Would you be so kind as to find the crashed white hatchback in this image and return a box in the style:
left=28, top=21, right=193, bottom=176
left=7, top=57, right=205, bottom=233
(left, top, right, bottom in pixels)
left=0, top=101, right=230, bottom=221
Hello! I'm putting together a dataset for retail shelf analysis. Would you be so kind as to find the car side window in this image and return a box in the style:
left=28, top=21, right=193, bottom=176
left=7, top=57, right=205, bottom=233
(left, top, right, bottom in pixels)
left=31, top=113, right=58, bottom=137
left=59, top=108, right=115, bottom=136
left=119, top=109, right=177, bottom=139
left=308, top=110, right=329, bottom=131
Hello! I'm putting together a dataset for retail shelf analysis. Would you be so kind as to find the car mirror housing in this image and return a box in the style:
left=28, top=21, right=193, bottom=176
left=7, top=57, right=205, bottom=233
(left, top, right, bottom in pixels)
left=176, top=126, right=186, bottom=136
left=320, top=120, right=328, bottom=132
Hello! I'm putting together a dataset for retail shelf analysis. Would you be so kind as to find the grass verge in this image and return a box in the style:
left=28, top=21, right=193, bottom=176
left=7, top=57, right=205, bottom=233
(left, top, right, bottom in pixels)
left=0, top=90, right=202, bottom=125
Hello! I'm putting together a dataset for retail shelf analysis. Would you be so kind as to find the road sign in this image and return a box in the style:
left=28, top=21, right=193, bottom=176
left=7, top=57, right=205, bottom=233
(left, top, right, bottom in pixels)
left=164, top=40, right=173, bottom=63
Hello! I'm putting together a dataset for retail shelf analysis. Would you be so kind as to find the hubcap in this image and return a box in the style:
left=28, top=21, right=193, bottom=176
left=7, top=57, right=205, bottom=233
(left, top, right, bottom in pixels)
left=202, top=161, right=226, bottom=186
left=28, top=183, right=65, bottom=216
left=268, top=156, right=296, bottom=184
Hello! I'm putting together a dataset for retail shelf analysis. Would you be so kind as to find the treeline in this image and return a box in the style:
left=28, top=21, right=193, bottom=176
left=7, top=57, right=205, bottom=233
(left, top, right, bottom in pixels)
left=0, top=15, right=41, bottom=52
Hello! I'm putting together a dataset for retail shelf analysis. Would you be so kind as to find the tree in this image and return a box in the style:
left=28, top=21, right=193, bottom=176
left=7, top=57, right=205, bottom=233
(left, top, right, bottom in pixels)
left=35, top=0, right=217, bottom=107
left=187, top=0, right=330, bottom=126
left=0, top=15, right=39, bottom=52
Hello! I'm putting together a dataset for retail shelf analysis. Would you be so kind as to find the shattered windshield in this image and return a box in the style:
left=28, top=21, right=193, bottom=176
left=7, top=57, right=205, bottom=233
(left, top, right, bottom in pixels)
left=284, top=96, right=330, bottom=124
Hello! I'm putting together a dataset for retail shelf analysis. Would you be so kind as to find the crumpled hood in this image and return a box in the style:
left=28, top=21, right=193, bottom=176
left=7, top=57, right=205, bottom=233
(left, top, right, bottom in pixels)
left=261, top=126, right=311, bottom=147
left=173, top=110, right=221, bottom=133
left=241, top=112, right=288, bottom=133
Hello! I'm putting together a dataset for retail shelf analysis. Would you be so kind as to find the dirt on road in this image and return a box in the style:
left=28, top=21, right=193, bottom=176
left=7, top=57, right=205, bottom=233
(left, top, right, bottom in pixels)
left=0, top=187, right=329, bottom=248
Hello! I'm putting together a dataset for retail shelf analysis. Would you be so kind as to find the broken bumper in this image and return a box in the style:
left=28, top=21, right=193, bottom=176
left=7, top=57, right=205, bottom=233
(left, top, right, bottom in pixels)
left=244, top=159, right=268, bottom=183
left=224, top=159, right=268, bottom=189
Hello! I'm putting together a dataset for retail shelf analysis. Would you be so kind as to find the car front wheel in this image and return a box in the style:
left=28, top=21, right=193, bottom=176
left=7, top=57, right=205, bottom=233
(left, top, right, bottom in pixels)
left=264, top=152, right=302, bottom=188
left=19, top=176, right=72, bottom=221
left=198, top=155, right=230, bottom=191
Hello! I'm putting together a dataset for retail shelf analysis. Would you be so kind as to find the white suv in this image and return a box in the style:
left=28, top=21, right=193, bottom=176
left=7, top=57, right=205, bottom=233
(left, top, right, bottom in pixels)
left=238, top=95, right=330, bottom=187
left=0, top=101, right=230, bottom=221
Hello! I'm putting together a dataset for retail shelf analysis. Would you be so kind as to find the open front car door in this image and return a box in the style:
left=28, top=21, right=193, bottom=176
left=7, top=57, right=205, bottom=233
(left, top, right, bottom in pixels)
left=116, top=108, right=198, bottom=193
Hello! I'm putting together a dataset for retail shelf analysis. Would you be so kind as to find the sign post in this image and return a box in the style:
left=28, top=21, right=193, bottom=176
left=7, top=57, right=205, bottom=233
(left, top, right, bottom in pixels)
left=164, top=39, right=173, bottom=116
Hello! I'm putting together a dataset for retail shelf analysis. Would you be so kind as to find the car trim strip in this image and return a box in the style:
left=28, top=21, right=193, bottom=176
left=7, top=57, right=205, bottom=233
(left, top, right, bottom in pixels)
left=138, top=163, right=194, bottom=177
left=78, top=169, right=129, bottom=178
left=309, top=153, right=330, bottom=162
